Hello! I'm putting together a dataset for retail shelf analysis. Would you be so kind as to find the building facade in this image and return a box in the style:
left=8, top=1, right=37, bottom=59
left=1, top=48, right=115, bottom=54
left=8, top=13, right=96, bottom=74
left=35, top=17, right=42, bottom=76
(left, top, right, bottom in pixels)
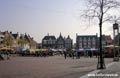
left=42, top=34, right=73, bottom=49
left=42, top=34, right=56, bottom=48
left=10, top=32, right=19, bottom=48
left=0, top=31, right=4, bottom=47
left=102, top=35, right=113, bottom=47
left=19, top=34, right=29, bottom=49
left=56, top=33, right=65, bottom=49
left=65, top=35, right=73, bottom=49
left=76, top=34, right=98, bottom=49
left=24, top=34, right=37, bottom=49
left=0, top=31, right=38, bottom=50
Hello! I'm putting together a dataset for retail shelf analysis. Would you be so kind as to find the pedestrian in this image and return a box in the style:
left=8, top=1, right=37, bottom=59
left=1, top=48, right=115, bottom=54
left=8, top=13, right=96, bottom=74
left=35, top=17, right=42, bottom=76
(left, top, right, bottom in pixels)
left=6, top=52, right=10, bottom=60
left=63, top=51, right=67, bottom=59
left=71, top=51, right=75, bottom=59
left=89, top=51, right=92, bottom=58
left=77, top=51, right=81, bottom=59
left=0, top=54, right=4, bottom=60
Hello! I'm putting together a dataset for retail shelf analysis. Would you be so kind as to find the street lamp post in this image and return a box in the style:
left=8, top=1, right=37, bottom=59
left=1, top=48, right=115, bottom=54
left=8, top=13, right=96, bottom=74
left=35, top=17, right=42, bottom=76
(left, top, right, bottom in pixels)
left=113, top=22, right=119, bottom=61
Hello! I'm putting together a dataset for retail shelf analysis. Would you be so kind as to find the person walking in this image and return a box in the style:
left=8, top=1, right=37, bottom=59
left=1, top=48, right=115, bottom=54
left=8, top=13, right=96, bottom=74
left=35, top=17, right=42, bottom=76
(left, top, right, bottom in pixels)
left=71, top=51, right=75, bottom=59
left=63, top=51, right=67, bottom=59
left=77, top=51, right=81, bottom=59
left=6, top=52, right=10, bottom=60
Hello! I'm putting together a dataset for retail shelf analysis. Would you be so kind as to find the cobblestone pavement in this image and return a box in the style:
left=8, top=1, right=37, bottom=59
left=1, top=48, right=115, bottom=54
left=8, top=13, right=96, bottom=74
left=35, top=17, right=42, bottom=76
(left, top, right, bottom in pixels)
left=88, top=61, right=120, bottom=78
left=0, top=55, right=113, bottom=78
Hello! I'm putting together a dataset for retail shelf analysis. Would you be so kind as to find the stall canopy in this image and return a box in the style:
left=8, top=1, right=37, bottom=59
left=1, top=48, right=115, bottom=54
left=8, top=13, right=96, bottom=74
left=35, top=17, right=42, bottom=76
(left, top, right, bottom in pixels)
left=103, top=45, right=119, bottom=48
left=84, top=48, right=91, bottom=51
left=78, top=49, right=84, bottom=51
left=19, top=48, right=29, bottom=52
left=56, top=49, right=66, bottom=52
left=76, top=48, right=98, bottom=51
left=90, top=48, right=99, bottom=51
left=0, top=47, right=14, bottom=51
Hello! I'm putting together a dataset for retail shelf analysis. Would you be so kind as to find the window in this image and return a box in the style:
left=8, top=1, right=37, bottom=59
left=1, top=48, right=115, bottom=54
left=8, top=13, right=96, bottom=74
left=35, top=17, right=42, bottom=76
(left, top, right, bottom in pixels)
left=88, top=37, right=91, bottom=41
left=53, top=40, right=56, bottom=44
left=84, top=37, right=87, bottom=41
left=48, top=39, right=53, bottom=44
left=88, top=42, right=91, bottom=47
left=88, top=44, right=91, bottom=47
left=84, top=42, right=87, bottom=45
left=79, top=44, right=82, bottom=48
left=79, top=37, right=82, bottom=41
left=92, top=42, right=96, bottom=45
left=92, top=37, right=96, bottom=41
left=43, top=40, right=47, bottom=44
left=84, top=45, right=87, bottom=48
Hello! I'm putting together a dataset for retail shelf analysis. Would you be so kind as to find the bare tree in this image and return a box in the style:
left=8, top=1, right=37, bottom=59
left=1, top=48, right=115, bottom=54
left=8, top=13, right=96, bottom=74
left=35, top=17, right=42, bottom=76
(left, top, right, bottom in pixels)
left=82, top=0, right=120, bottom=69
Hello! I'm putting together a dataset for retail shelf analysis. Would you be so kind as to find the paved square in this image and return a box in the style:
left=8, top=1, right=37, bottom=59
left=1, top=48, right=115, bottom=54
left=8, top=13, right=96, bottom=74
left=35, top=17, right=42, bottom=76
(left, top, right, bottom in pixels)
left=0, top=55, right=112, bottom=78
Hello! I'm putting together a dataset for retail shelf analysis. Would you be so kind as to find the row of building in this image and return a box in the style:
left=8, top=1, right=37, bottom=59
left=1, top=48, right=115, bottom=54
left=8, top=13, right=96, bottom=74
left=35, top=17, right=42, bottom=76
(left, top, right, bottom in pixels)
left=42, top=33, right=73, bottom=49
left=0, top=31, right=113, bottom=51
left=0, top=31, right=37, bottom=50
left=42, top=33, right=113, bottom=50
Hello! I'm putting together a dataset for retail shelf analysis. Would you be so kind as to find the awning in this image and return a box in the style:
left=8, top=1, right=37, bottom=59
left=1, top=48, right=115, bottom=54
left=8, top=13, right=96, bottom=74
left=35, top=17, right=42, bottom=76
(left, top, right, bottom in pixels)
left=76, top=48, right=98, bottom=51
left=75, top=49, right=84, bottom=51
left=19, top=48, right=29, bottom=52
left=84, top=48, right=91, bottom=51
left=103, top=45, right=119, bottom=48
left=51, top=49, right=57, bottom=52
left=90, top=48, right=99, bottom=51
left=0, top=47, right=14, bottom=51
left=56, top=49, right=66, bottom=52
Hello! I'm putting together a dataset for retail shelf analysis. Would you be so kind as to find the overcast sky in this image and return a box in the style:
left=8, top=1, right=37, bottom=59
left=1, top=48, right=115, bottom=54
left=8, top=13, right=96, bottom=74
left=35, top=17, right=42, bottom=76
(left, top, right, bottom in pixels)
left=0, top=0, right=118, bottom=43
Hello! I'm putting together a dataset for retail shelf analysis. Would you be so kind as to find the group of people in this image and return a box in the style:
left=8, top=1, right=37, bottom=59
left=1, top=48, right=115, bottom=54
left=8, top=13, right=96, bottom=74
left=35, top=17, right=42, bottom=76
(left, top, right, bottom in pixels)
left=63, top=50, right=81, bottom=59
left=0, top=51, right=10, bottom=60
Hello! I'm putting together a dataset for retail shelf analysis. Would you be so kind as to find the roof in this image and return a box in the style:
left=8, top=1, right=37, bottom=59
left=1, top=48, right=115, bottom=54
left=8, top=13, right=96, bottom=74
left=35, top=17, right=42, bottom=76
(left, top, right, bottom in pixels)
left=77, top=35, right=97, bottom=39
left=102, top=35, right=112, bottom=41
left=104, top=35, right=112, bottom=41
left=19, top=33, right=37, bottom=43
left=77, top=35, right=97, bottom=37
left=43, top=36, right=56, bottom=40
left=24, top=34, right=31, bottom=42
left=19, top=34, right=24, bottom=39
left=67, top=35, right=71, bottom=39
left=57, top=33, right=64, bottom=41
left=1, top=31, right=7, bottom=35
left=12, top=34, right=18, bottom=39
